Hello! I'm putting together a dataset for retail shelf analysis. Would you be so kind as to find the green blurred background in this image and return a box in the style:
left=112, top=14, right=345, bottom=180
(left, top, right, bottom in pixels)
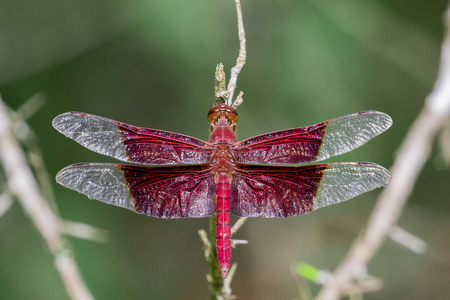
left=1, top=0, right=449, bottom=299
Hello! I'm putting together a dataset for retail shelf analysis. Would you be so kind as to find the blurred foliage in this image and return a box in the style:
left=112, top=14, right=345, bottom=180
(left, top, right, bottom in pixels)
left=0, top=0, right=449, bottom=299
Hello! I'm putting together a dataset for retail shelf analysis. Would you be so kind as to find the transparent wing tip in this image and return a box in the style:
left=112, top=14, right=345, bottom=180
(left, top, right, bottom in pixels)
left=358, top=161, right=391, bottom=187
left=358, top=110, right=393, bottom=132
left=52, top=112, right=88, bottom=135
left=55, top=163, right=89, bottom=187
left=314, top=162, right=391, bottom=210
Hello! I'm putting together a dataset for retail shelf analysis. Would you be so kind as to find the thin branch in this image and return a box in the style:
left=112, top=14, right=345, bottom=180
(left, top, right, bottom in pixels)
left=230, top=217, right=247, bottom=236
left=208, top=213, right=224, bottom=300
left=205, top=1, right=248, bottom=299
left=0, top=190, right=13, bottom=218
left=344, top=275, right=383, bottom=297
left=0, top=95, right=93, bottom=300
left=9, top=95, right=60, bottom=213
left=388, top=226, right=427, bottom=254
left=226, top=0, right=247, bottom=105
left=61, top=221, right=110, bottom=243
left=439, top=120, right=450, bottom=165
left=222, top=263, right=238, bottom=299
left=231, top=91, right=244, bottom=109
left=15, top=93, right=46, bottom=121
left=315, top=4, right=450, bottom=299
left=199, top=229, right=212, bottom=249
left=231, top=239, right=248, bottom=246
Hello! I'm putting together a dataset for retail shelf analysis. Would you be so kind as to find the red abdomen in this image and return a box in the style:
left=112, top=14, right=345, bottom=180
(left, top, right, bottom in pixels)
left=216, top=172, right=231, bottom=278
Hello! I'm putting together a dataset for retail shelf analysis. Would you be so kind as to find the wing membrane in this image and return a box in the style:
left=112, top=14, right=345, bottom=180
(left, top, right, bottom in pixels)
left=53, top=112, right=214, bottom=165
left=232, top=111, right=392, bottom=164
left=230, top=162, right=390, bottom=218
left=56, top=163, right=216, bottom=218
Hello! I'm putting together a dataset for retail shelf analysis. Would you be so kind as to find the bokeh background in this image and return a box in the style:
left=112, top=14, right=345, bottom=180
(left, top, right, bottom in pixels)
left=1, top=0, right=449, bottom=299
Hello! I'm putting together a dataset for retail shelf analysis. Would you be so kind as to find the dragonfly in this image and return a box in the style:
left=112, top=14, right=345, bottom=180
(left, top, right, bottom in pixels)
left=53, top=104, right=392, bottom=278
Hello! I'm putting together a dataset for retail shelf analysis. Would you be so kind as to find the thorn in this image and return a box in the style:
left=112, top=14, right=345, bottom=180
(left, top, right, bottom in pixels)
left=231, top=239, right=248, bottom=247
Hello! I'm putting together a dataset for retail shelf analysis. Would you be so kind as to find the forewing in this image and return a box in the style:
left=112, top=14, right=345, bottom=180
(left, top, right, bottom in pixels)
left=232, top=111, right=392, bottom=164
left=230, top=162, right=390, bottom=218
left=53, top=112, right=214, bottom=165
left=56, top=163, right=216, bottom=218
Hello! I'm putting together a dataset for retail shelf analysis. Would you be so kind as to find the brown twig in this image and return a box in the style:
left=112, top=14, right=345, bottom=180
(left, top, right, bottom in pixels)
left=315, top=4, right=450, bottom=299
left=226, top=0, right=247, bottom=106
left=0, top=95, right=93, bottom=300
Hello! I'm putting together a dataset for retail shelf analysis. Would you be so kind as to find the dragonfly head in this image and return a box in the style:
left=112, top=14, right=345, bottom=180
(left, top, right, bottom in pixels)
left=207, top=104, right=238, bottom=132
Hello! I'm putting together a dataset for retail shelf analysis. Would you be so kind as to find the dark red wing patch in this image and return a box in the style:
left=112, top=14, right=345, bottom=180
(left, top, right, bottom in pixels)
left=56, top=163, right=216, bottom=219
left=231, top=111, right=392, bottom=164
left=52, top=112, right=214, bottom=165
left=230, top=164, right=324, bottom=218
left=232, top=122, right=326, bottom=164
left=118, top=123, right=214, bottom=165
left=230, top=162, right=390, bottom=218
left=120, top=164, right=216, bottom=218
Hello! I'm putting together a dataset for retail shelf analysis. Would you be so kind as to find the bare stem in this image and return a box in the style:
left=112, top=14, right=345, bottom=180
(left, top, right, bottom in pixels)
left=205, top=2, right=248, bottom=298
left=388, top=226, right=427, bottom=254
left=61, top=221, right=110, bottom=243
left=223, top=263, right=238, bottom=297
left=0, top=95, right=93, bottom=300
left=315, top=3, right=450, bottom=299
left=208, top=213, right=224, bottom=300
left=226, top=0, right=247, bottom=105
left=232, top=91, right=244, bottom=109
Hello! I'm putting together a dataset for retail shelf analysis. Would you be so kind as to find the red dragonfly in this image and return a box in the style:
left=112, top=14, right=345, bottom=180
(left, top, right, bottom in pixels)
left=53, top=104, right=391, bottom=278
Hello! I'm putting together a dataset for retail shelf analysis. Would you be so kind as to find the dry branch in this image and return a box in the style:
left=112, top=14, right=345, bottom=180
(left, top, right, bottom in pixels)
left=315, top=4, right=450, bottom=299
left=205, top=1, right=248, bottom=299
left=0, top=95, right=93, bottom=300
left=226, top=0, right=247, bottom=106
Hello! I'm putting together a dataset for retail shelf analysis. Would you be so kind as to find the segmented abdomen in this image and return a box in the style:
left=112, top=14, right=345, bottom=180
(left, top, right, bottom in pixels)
left=216, top=172, right=231, bottom=278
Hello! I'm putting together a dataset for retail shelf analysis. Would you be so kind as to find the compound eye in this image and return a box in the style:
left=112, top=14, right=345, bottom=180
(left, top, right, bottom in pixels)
left=228, top=108, right=238, bottom=123
left=207, top=108, right=219, bottom=123
left=207, top=104, right=238, bottom=123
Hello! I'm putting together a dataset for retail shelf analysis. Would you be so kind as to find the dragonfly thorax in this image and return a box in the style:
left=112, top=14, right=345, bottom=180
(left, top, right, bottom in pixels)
left=209, top=124, right=237, bottom=144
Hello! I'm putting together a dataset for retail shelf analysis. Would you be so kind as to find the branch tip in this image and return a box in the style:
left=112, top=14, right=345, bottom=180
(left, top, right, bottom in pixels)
left=226, top=0, right=247, bottom=106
